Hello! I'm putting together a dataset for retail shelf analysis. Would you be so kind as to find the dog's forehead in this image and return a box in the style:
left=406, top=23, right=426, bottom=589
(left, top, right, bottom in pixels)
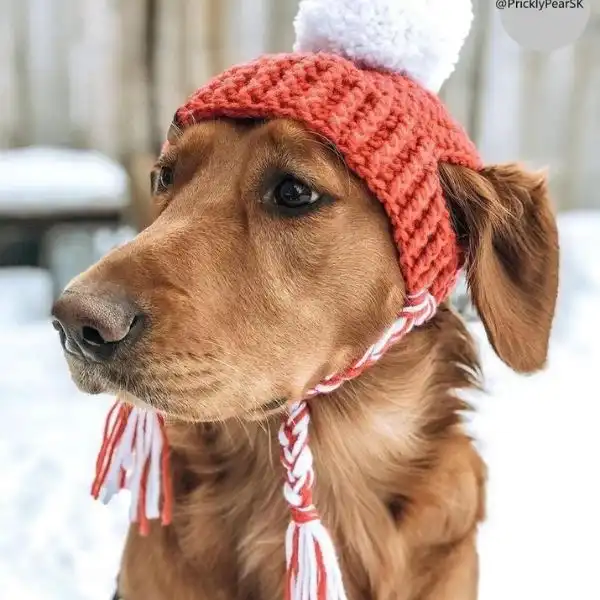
left=167, top=118, right=333, bottom=161
left=174, top=120, right=247, bottom=157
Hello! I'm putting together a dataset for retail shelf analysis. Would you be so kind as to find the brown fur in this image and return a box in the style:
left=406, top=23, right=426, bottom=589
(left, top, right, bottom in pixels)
left=57, top=119, right=559, bottom=599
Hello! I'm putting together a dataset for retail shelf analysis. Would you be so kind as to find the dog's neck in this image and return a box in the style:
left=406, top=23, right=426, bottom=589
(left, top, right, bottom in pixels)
left=123, top=306, right=482, bottom=598
left=166, top=305, right=479, bottom=508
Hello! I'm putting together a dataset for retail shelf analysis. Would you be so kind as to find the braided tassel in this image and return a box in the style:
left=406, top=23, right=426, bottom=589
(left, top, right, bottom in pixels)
left=91, top=399, right=173, bottom=535
left=306, top=290, right=436, bottom=397
left=279, top=401, right=347, bottom=600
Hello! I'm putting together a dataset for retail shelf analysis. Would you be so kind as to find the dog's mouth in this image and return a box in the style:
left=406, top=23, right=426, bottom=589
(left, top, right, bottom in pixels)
left=64, top=349, right=289, bottom=422
left=247, top=397, right=289, bottom=420
left=64, top=355, right=137, bottom=396
left=60, top=346, right=154, bottom=399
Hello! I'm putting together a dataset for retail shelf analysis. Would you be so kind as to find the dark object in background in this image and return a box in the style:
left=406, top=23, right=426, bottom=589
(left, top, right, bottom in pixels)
left=0, top=147, right=132, bottom=296
left=0, top=217, right=119, bottom=268
left=0, top=224, right=41, bottom=266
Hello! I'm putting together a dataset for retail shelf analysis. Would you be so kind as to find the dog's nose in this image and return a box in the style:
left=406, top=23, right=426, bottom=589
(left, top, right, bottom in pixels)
left=51, top=288, right=144, bottom=362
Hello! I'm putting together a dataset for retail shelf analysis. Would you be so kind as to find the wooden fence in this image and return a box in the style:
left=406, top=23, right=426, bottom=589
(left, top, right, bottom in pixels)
left=1, top=0, right=599, bottom=210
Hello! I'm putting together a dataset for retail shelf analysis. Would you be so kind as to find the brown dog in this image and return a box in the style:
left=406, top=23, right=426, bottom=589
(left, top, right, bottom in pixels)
left=52, top=118, right=559, bottom=599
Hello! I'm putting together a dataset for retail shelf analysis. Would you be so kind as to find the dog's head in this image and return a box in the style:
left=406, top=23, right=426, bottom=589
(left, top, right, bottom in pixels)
left=52, top=118, right=558, bottom=421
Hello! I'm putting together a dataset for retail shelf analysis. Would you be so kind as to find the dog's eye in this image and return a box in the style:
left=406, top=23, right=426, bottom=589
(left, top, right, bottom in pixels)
left=157, top=166, right=174, bottom=190
left=273, top=177, right=321, bottom=210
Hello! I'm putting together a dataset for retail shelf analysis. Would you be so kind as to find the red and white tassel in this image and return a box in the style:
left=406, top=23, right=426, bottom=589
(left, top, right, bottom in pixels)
left=279, top=401, right=347, bottom=600
left=275, top=290, right=436, bottom=599
left=91, top=400, right=172, bottom=535
left=306, top=290, right=436, bottom=397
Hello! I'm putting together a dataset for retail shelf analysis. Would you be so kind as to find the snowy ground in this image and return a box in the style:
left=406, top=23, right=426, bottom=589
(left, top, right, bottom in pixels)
left=1, top=212, right=599, bottom=600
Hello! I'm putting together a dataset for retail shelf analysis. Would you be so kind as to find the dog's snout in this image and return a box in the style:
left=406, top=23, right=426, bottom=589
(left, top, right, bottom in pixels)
left=51, top=288, right=144, bottom=362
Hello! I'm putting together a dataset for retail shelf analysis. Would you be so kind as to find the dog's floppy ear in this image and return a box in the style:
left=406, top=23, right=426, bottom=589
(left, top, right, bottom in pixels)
left=440, top=162, right=559, bottom=373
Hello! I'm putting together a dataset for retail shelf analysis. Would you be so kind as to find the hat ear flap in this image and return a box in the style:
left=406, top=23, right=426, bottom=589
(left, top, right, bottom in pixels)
left=440, top=162, right=559, bottom=373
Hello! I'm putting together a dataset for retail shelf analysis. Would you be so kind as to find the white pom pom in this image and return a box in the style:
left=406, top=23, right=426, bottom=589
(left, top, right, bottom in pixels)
left=293, top=0, right=473, bottom=92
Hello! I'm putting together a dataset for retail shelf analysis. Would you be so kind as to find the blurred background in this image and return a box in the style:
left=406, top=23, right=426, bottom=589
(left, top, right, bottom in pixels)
left=0, top=1, right=599, bottom=599
left=0, top=0, right=599, bottom=295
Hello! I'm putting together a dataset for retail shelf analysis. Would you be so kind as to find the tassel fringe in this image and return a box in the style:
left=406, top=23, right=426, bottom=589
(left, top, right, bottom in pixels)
left=91, top=401, right=172, bottom=535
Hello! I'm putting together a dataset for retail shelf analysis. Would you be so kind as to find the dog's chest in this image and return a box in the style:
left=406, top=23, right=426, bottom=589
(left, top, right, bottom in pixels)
left=174, top=424, right=383, bottom=594
left=120, top=417, right=412, bottom=599
left=173, top=473, right=374, bottom=598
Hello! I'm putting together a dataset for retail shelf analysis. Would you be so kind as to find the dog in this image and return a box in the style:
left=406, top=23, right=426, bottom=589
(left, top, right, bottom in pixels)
left=52, top=117, right=558, bottom=599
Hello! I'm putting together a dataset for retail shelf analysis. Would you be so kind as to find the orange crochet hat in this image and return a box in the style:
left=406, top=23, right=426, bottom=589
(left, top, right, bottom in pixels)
left=173, top=55, right=482, bottom=306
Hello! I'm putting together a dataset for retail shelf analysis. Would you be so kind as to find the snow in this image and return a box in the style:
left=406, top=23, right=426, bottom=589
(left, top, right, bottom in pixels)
left=0, top=325, right=127, bottom=600
left=0, top=268, right=53, bottom=326
left=1, top=213, right=599, bottom=599
left=0, top=147, right=128, bottom=216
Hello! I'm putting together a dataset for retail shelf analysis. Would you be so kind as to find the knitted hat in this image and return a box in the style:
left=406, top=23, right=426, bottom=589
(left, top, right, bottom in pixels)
left=93, top=2, right=482, bottom=599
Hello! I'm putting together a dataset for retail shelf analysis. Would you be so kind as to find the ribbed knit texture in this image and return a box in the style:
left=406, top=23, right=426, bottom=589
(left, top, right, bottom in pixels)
left=173, top=53, right=482, bottom=304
